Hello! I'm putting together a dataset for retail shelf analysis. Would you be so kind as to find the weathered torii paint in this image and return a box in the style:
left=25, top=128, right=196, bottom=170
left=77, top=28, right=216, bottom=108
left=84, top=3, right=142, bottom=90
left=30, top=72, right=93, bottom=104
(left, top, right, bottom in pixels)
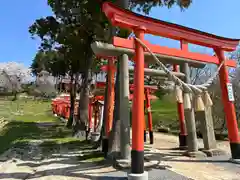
left=102, top=1, right=239, bottom=178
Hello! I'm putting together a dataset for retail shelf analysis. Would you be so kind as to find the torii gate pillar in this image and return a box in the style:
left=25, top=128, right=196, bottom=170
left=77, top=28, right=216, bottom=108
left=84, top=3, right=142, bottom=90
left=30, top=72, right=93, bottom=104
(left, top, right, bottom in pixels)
left=173, top=64, right=187, bottom=149
left=130, top=26, right=148, bottom=179
left=215, top=49, right=240, bottom=161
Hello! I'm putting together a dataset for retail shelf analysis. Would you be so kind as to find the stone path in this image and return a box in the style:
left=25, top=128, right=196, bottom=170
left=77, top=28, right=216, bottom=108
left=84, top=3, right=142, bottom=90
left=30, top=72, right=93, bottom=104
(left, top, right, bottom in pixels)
left=97, top=169, right=191, bottom=180
left=0, top=143, right=191, bottom=180
left=0, top=142, right=115, bottom=180
left=0, top=132, right=240, bottom=179
left=147, top=132, right=240, bottom=180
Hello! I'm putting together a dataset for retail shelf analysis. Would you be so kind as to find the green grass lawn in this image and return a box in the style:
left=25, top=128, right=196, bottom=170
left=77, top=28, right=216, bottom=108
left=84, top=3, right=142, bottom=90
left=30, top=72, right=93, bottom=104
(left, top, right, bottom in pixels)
left=0, top=99, right=80, bottom=154
left=147, top=95, right=178, bottom=130
left=0, top=95, right=178, bottom=156
left=129, top=94, right=178, bottom=130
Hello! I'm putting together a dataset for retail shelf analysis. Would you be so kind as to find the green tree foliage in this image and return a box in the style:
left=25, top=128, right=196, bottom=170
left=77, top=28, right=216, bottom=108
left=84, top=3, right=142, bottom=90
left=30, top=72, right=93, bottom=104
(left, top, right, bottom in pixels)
left=130, top=0, right=192, bottom=14
left=31, top=51, right=48, bottom=76
left=29, top=0, right=192, bottom=134
left=29, top=0, right=109, bottom=132
left=31, top=50, right=67, bottom=77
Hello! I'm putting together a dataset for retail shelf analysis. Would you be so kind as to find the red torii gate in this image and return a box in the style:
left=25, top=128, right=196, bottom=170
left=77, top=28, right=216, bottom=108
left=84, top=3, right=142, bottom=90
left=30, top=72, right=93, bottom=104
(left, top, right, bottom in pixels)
left=94, top=80, right=157, bottom=143
left=102, top=1, right=240, bottom=175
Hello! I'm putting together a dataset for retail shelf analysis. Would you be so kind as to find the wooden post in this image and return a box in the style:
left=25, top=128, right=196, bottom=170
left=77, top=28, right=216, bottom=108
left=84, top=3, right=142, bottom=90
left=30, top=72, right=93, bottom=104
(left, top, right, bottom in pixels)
left=102, top=58, right=115, bottom=156
left=145, top=88, right=153, bottom=144
left=143, top=115, right=147, bottom=143
left=215, top=48, right=240, bottom=160
left=131, top=27, right=145, bottom=174
left=88, top=100, right=93, bottom=132
left=94, top=103, right=98, bottom=132
left=173, top=64, right=187, bottom=149
left=108, top=60, right=121, bottom=156
left=102, top=73, right=109, bottom=154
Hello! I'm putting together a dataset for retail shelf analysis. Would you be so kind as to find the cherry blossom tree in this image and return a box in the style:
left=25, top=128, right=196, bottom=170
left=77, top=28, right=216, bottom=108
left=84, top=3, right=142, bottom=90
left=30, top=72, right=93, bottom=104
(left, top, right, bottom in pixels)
left=0, top=62, right=32, bottom=100
left=35, top=70, right=57, bottom=98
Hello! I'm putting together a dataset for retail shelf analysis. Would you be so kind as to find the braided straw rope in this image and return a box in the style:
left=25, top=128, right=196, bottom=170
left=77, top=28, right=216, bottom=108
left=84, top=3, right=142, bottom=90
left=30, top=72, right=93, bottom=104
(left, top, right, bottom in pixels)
left=134, top=37, right=226, bottom=94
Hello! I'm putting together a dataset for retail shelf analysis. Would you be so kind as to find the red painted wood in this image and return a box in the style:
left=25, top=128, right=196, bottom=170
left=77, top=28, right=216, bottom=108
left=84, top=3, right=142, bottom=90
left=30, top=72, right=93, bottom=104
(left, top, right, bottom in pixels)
left=88, top=102, right=93, bottom=129
left=174, top=41, right=187, bottom=136
left=105, top=58, right=115, bottom=137
left=113, top=37, right=237, bottom=67
left=96, top=81, right=158, bottom=92
left=129, top=94, right=157, bottom=101
left=131, top=28, right=145, bottom=152
left=100, top=65, right=116, bottom=72
left=94, top=104, right=98, bottom=132
left=102, top=2, right=239, bottom=51
left=216, top=49, right=240, bottom=143
left=145, top=89, right=153, bottom=132
left=96, top=55, right=117, bottom=60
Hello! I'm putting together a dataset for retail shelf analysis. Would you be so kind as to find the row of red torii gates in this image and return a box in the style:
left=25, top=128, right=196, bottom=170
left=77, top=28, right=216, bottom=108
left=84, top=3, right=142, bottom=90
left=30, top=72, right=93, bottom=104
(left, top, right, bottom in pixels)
left=84, top=2, right=240, bottom=179
left=92, top=80, right=158, bottom=143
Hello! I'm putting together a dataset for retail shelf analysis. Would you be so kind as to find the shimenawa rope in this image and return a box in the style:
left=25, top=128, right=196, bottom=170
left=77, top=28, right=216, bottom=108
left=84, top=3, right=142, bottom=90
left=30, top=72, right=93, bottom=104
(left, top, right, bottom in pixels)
left=134, top=37, right=225, bottom=93
left=134, top=37, right=225, bottom=110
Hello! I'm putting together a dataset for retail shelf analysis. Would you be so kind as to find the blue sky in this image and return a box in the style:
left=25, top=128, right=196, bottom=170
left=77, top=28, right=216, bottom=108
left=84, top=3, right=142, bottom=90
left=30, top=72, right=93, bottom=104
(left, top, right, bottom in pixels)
left=0, top=0, right=239, bottom=67
left=0, top=1, right=52, bottom=67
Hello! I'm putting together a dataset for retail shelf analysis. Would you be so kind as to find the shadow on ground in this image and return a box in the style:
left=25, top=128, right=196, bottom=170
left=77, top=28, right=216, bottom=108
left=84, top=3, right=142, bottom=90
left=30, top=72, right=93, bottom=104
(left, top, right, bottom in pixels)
left=0, top=120, right=75, bottom=154
left=145, top=150, right=232, bottom=163
left=0, top=134, right=187, bottom=180
left=0, top=130, right=116, bottom=179
left=0, top=152, right=189, bottom=180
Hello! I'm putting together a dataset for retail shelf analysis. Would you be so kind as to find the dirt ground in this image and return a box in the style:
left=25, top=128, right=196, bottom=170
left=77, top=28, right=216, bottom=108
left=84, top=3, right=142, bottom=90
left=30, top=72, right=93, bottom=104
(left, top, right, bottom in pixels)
left=0, top=132, right=240, bottom=180
left=149, top=132, right=240, bottom=180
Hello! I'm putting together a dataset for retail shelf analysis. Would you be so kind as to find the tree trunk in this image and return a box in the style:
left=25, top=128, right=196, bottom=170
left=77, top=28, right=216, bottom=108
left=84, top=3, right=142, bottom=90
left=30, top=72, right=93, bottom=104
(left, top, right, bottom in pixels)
left=74, top=71, right=90, bottom=133
left=59, top=76, right=62, bottom=93
left=74, top=41, right=94, bottom=137
left=12, top=90, right=17, bottom=101
left=66, top=74, right=76, bottom=128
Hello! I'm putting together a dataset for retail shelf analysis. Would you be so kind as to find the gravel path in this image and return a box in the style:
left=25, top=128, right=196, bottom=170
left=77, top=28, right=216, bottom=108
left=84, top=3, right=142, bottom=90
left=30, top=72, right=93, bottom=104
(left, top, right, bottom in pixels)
left=0, top=131, right=240, bottom=180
